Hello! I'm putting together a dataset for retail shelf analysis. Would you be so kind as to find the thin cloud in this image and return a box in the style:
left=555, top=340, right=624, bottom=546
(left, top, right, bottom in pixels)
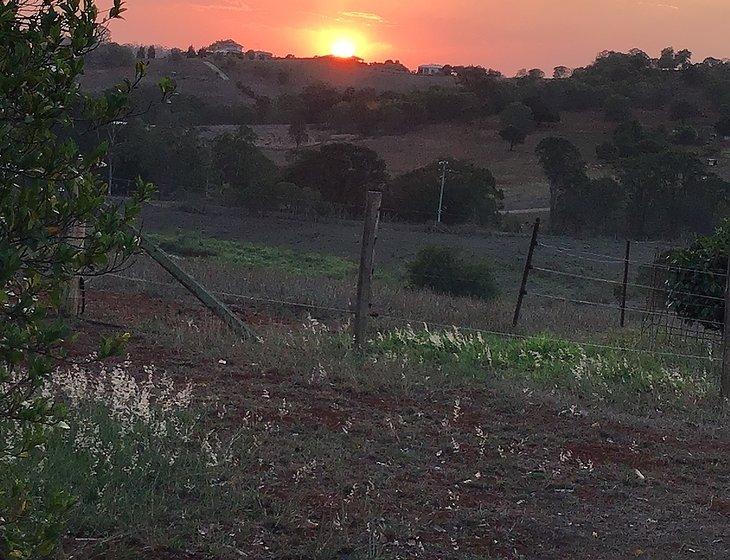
left=638, top=1, right=680, bottom=10
left=339, top=11, right=385, bottom=24
left=188, top=0, right=251, bottom=12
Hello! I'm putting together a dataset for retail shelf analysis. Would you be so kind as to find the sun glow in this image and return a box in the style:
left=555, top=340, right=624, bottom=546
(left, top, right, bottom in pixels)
left=330, top=37, right=357, bottom=58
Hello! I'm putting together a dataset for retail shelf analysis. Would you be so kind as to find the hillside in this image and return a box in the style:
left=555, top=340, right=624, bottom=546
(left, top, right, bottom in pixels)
left=81, top=54, right=455, bottom=98
left=82, top=51, right=730, bottom=212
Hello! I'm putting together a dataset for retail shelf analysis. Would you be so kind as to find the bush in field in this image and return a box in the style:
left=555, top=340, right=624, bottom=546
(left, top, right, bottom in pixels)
left=663, top=219, right=729, bottom=331
left=406, top=246, right=499, bottom=300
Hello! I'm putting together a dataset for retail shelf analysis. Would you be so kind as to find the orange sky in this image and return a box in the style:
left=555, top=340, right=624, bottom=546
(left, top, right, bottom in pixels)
left=112, top=0, right=730, bottom=73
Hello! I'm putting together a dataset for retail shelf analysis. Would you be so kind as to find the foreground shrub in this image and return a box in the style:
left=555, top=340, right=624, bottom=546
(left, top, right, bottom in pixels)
left=663, top=218, right=728, bottom=331
left=406, top=246, right=499, bottom=300
left=1, top=361, right=249, bottom=557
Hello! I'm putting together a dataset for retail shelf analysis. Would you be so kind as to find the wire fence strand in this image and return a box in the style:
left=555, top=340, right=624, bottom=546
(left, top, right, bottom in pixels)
left=86, top=272, right=717, bottom=364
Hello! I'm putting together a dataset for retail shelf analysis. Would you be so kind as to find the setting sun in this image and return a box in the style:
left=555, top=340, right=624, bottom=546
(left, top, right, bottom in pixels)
left=330, top=37, right=356, bottom=58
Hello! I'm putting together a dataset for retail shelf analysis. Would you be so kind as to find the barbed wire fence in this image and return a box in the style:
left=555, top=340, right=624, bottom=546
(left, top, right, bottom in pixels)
left=81, top=193, right=729, bottom=398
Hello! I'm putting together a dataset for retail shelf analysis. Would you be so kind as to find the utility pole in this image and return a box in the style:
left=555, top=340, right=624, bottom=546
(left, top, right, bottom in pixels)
left=437, top=160, right=448, bottom=224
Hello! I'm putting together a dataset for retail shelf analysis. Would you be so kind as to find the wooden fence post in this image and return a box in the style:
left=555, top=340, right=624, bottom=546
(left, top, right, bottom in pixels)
left=620, top=240, right=631, bottom=327
left=137, top=234, right=255, bottom=340
left=353, top=190, right=383, bottom=347
left=512, top=218, right=540, bottom=328
left=721, top=254, right=730, bottom=401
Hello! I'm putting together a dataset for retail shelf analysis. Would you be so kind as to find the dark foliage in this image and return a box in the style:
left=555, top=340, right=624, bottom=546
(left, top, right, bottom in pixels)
left=386, top=160, right=503, bottom=225
left=285, top=143, right=387, bottom=207
left=406, top=246, right=500, bottom=301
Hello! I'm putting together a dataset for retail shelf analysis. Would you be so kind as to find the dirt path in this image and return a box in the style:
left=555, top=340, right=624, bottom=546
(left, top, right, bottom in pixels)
left=201, top=60, right=229, bottom=81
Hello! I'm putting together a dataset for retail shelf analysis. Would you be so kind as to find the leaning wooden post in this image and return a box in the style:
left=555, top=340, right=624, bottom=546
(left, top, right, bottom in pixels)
left=353, top=190, right=383, bottom=347
left=620, top=239, right=631, bottom=327
left=721, top=254, right=730, bottom=402
left=512, top=218, right=540, bottom=328
left=137, top=234, right=255, bottom=340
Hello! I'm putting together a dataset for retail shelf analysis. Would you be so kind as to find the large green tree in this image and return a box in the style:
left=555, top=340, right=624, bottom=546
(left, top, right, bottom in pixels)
left=387, top=160, right=503, bottom=225
left=286, top=143, right=387, bottom=207
left=212, top=126, right=279, bottom=203
left=0, top=1, right=172, bottom=555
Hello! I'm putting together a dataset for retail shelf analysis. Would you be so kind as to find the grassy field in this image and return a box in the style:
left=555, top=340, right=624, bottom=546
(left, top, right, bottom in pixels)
left=152, top=232, right=357, bottom=278
left=35, top=296, right=726, bottom=559
left=90, top=221, right=722, bottom=390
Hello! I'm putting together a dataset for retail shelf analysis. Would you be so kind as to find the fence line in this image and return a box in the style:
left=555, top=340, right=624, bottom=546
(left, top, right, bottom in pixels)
left=532, top=266, right=726, bottom=302
left=537, top=241, right=728, bottom=278
left=96, top=273, right=356, bottom=316
left=87, top=272, right=717, bottom=364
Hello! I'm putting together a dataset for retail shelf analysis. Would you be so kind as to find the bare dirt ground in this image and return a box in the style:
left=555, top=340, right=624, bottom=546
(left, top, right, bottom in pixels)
left=73, top=290, right=729, bottom=559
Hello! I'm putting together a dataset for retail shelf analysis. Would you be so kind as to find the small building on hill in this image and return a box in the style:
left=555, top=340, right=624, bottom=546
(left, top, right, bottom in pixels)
left=248, top=50, right=273, bottom=61
left=209, top=39, right=244, bottom=55
left=417, top=64, right=444, bottom=76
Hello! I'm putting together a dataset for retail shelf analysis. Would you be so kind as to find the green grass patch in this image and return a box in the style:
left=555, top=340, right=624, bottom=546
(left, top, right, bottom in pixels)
left=372, top=325, right=713, bottom=403
left=151, top=232, right=356, bottom=277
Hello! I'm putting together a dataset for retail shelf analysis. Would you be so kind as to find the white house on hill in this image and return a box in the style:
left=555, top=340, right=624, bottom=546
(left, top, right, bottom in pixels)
left=209, top=39, right=244, bottom=54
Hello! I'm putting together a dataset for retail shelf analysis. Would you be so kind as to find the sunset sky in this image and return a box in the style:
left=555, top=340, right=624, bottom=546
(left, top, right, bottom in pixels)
left=112, top=1, right=730, bottom=73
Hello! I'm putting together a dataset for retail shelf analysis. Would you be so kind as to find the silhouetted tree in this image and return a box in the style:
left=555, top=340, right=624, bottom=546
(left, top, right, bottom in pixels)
left=147, top=45, right=156, bottom=59
left=499, top=126, right=527, bottom=151
left=212, top=126, right=279, bottom=203
left=288, top=118, right=309, bottom=148
left=658, top=47, right=676, bottom=70
left=186, top=45, right=196, bottom=58
left=285, top=143, right=387, bottom=206
left=387, top=160, right=503, bottom=225
left=535, top=137, right=588, bottom=232
left=553, top=66, right=571, bottom=79
left=498, top=102, right=535, bottom=150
